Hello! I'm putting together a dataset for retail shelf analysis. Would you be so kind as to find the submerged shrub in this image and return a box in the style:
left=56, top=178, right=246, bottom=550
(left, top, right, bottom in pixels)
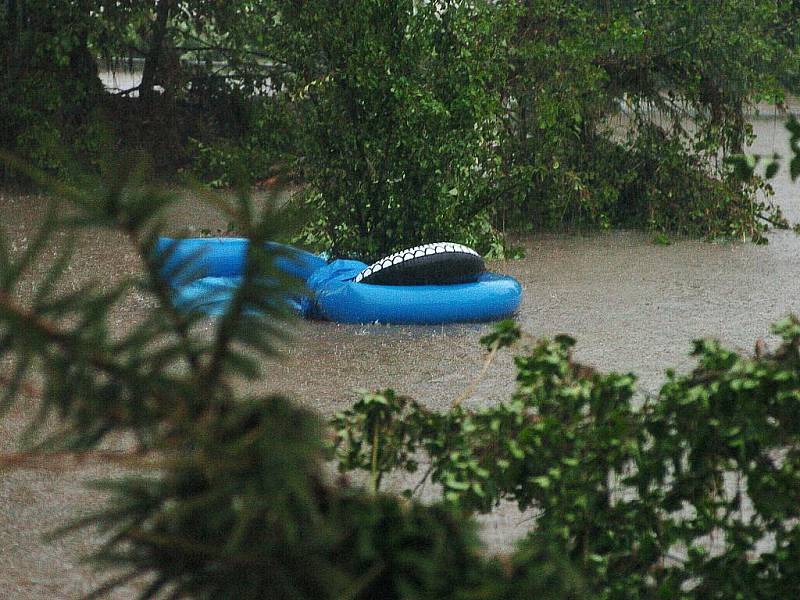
left=272, top=0, right=513, bottom=259
left=334, top=317, right=800, bottom=599
left=498, top=0, right=797, bottom=240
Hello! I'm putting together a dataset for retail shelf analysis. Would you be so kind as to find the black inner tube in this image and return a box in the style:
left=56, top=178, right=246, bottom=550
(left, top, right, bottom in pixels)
left=355, top=242, right=486, bottom=286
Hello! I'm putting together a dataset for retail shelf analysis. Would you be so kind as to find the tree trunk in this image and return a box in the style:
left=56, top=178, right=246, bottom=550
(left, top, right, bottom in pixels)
left=5, top=0, right=18, bottom=71
left=140, top=0, right=173, bottom=109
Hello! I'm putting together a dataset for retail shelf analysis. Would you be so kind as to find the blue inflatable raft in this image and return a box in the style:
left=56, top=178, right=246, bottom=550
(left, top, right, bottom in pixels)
left=155, top=237, right=522, bottom=324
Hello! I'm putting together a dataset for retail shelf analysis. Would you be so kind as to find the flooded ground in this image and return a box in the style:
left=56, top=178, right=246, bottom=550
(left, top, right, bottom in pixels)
left=1, top=117, right=799, bottom=597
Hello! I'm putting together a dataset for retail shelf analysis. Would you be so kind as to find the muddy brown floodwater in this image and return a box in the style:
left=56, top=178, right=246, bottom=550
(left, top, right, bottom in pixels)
left=1, top=117, right=799, bottom=598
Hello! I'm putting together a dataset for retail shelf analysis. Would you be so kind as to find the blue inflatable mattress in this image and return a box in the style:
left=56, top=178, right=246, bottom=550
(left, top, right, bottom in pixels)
left=155, top=237, right=522, bottom=324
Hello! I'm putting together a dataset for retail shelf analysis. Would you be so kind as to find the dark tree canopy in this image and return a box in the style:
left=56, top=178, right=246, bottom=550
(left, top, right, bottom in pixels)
left=2, top=1, right=799, bottom=251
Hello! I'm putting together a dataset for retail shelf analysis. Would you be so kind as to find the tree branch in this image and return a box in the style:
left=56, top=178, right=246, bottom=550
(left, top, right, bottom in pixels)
left=0, top=450, right=163, bottom=471
left=0, top=372, right=41, bottom=399
left=0, top=289, right=183, bottom=420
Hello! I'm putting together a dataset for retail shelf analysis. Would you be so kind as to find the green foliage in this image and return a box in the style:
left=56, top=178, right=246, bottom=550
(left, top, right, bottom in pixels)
left=330, top=495, right=489, bottom=600
left=75, top=396, right=492, bottom=599
left=0, top=156, right=591, bottom=599
left=499, top=0, right=797, bottom=240
left=485, top=535, right=591, bottom=600
left=480, top=318, right=522, bottom=352
left=332, top=389, right=420, bottom=494
left=0, top=2, right=106, bottom=178
left=0, top=153, right=298, bottom=448
left=651, top=233, right=671, bottom=246
left=186, top=88, right=298, bottom=188
left=76, top=397, right=338, bottom=599
left=623, top=124, right=784, bottom=242
left=334, top=317, right=800, bottom=598
left=272, top=0, right=513, bottom=259
left=4, top=0, right=800, bottom=250
left=190, top=137, right=272, bottom=190
left=727, top=116, right=800, bottom=185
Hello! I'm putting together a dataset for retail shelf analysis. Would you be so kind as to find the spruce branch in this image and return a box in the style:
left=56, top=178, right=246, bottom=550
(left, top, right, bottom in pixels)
left=133, top=230, right=204, bottom=375
left=0, top=371, right=42, bottom=401
left=81, top=571, right=146, bottom=600
left=0, top=288, right=190, bottom=447
left=0, top=450, right=164, bottom=471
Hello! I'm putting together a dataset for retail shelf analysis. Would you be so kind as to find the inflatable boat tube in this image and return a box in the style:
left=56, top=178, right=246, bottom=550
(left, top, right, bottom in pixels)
left=154, top=237, right=326, bottom=286
left=155, top=238, right=522, bottom=324
left=307, top=258, right=521, bottom=324
left=355, top=242, right=485, bottom=285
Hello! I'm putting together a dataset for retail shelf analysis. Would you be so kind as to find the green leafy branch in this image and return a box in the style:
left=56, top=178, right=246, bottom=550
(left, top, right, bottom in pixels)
left=726, top=115, right=800, bottom=184
left=332, top=316, right=800, bottom=598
